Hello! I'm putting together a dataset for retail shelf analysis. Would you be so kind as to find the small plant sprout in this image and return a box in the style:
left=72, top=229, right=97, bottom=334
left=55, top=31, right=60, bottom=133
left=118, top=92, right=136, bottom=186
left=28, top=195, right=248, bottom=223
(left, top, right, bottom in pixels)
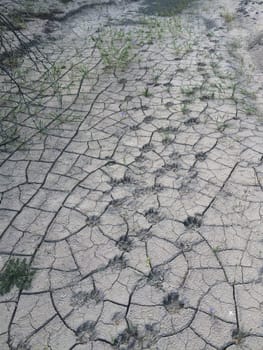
left=143, top=87, right=151, bottom=98
left=93, top=28, right=134, bottom=69
left=232, top=328, right=246, bottom=345
left=181, top=86, right=196, bottom=96
left=33, top=119, right=48, bottom=134
left=212, top=246, right=220, bottom=253
left=216, top=121, right=229, bottom=132
left=153, top=74, right=160, bottom=84
left=146, top=256, right=151, bottom=267
left=221, top=10, right=235, bottom=23
left=181, top=102, right=189, bottom=114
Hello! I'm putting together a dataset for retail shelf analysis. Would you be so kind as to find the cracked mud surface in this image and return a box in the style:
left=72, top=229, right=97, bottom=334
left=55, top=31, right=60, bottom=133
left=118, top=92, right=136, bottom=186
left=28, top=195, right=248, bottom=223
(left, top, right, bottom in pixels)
left=1, top=0, right=263, bottom=349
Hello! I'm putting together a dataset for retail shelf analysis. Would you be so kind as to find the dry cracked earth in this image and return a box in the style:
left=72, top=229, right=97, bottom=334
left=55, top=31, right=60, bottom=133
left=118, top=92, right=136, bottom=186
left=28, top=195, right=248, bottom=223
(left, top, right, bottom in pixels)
left=1, top=0, right=263, bottom=349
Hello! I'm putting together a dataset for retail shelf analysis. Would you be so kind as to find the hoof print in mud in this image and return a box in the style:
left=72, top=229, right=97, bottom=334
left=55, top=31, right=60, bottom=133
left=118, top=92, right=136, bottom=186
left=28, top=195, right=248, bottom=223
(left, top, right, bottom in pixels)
left=108, top=255, right=127, bottom=270
left=137, top=228, right=152, bottom=241
left=183, top=214, right=202, bottom=228
left=116, top=235, right=133, bottom=252
left=184, top=117, right=200, bottom=126
left=109, top=197, right=126, bottom=207
left=163, top=291, right=185, bottom=313
left=144, top=207, right=163, bottom=223
left=76, top=320, right=96, bottom=341
left=151, top=183, right=164, bottom=193
left=129, top=124, right=140, bottom=131
left=195, top=152, right=207, bottom=161
left=110, top=176, right=133, bottom=186
left=141, top=143, right=154, bottom=152
left=71, top=288, right=104, bottom=307
left=162, top=162, right=178, bottom=171
left=113, top=327, right=139, bottom=349
left=147, top=267, right=165, bottom=287
left=86, top=215, right=100, bottom=227
left=143, top=115, right=154, bottom=123
left=164, top=101, right=174, bottom=108
left=176, top=240, right=192, bottom=252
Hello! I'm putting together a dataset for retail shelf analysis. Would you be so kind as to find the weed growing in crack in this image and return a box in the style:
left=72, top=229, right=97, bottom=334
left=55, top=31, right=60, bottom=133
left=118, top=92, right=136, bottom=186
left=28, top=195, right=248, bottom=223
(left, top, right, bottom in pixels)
left=54, top=112, right=82, bottom=126
left=181, top=102, right=189, bottom=114
left=143, top=87, right=151, bottom=98
left=153, top=74, right=160, bottom=84
left=212, top=246, right=221, bottom=253
left=93, top=28, right=133, bottom=70
left=158, top=127, right=176, bottom=146
left=76, top=64, right=90, bottom=77
left=166, top=16, right=182, bottom=35
left=240, top=88, right=257, bottom=100
left=167, top=19, right=195, bottom=57
left=221, top=10, right=235, bottom=23
left=232, top=328, right=246, bottom=345
left=162, top=135, right=173, bottom=145
left=43, top=62, right=66, bottom=96
left=33, top=119, right=48, bottom=134
left=138, top=17, right=165, bottom=44
left=0, top=258, right=35, bottom=295
left=216, top=121, right=229, bottom=132
left=181, top=86, right=196, bottom=97
left=243, top=103, right=258, bottom=116
left=158, top=127, right=177, bottom=145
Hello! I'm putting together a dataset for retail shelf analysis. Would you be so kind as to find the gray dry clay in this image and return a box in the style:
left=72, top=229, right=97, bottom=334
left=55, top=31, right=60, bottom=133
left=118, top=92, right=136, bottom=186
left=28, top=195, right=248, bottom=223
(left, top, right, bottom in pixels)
left=0, top=0, right=263, bottom=349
